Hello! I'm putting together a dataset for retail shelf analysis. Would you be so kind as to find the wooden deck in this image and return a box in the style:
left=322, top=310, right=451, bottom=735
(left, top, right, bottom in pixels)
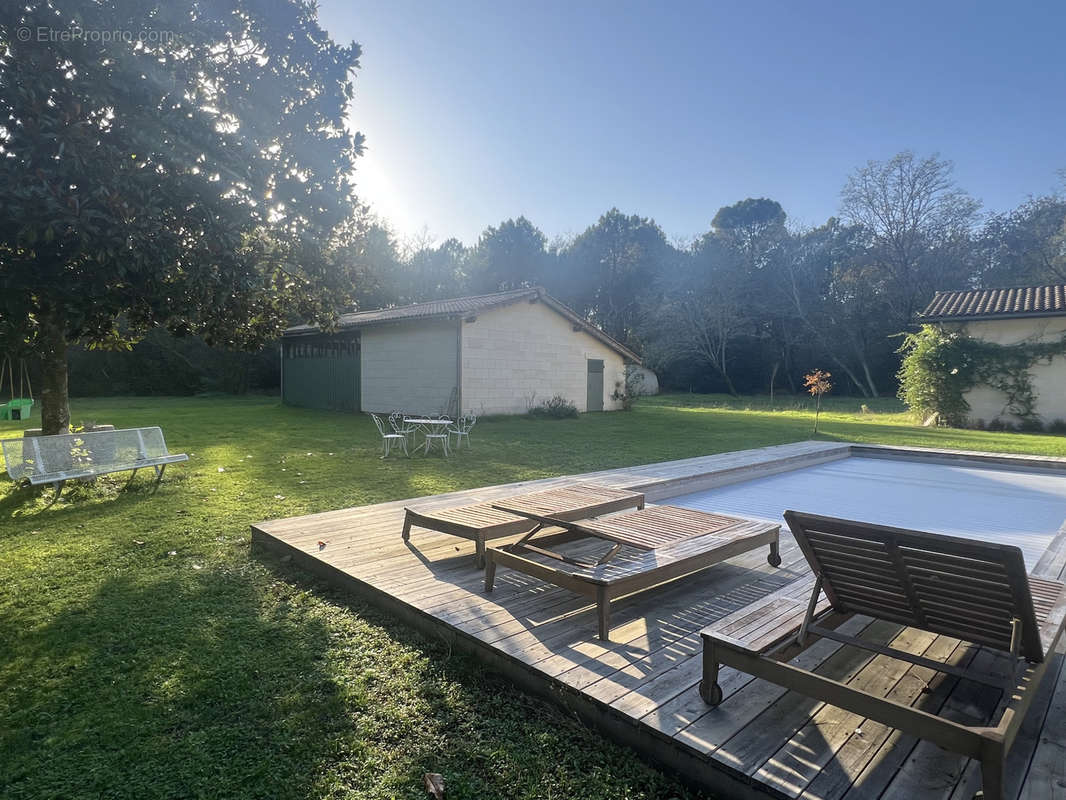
left=251, top=442, right=1066, bottom=800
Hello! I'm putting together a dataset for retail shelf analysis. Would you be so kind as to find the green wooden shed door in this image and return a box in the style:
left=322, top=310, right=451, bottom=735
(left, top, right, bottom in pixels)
left=586, top=359, right=604, bottom=412
left=283, top=336, right=360, bottom=412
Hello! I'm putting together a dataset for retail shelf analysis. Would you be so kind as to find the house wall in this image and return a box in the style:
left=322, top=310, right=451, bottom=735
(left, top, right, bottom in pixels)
left=360, top=319, right=459, bottom=416
left=460, top=299, right=627, bottom=415
left=945, top=316, right=1066, bottom=424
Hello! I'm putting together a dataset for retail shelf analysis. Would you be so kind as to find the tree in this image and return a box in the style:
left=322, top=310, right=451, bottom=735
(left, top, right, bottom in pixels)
left=644, top=235, right=748, bottom=395
left=712, top=198, right=792, bottom=393
left=840, top=151, right=980, bottom=326
left=977, top=196, right=1066, bottom=285
left=803, top=369, right=832, bottom=434
left=784, top=220, right=891, bottom=397
left=711, top=197, right=787, bottom=267
left=564, top=209, right=674, bottom=346
left=470, top=217, right=548, bottom=292
left=0, top=0, right=364, bottom=433
left=397, top=236, right=469, bottom=302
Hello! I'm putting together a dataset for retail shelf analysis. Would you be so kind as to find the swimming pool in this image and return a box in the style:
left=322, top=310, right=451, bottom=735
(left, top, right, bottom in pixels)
left=669, top=455, right=1066, bottom=570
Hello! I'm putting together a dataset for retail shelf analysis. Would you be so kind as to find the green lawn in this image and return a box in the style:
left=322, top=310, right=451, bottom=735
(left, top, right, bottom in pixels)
left=2, top=394, right=1065, bottom=800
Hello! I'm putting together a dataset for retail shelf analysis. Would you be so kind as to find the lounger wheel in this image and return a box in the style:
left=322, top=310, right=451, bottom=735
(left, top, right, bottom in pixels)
left=767, top=550, right=781, bottom=567
left=698, top=680, right=723, bottom=706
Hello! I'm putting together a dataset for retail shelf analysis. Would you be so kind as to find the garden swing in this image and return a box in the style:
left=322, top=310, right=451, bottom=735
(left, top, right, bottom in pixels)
left=0, top=355, right=34, bottom=421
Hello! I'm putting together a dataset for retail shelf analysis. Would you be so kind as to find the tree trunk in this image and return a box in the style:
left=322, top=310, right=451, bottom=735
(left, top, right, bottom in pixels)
left=860, top=359, right=879, bottom=398
left=716, top=367, right=738, bottom=397
left=828, top=355, right=871, bottom=398
left=38, top=310, right=70, bottom=435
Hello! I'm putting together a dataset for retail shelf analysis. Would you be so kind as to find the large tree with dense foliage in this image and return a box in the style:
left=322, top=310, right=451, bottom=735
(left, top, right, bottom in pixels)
left=0, top=0, right=364, bottom=433
left=564, top=209, right=675, bottom=347
left=470, top=216, right=549, bottom=293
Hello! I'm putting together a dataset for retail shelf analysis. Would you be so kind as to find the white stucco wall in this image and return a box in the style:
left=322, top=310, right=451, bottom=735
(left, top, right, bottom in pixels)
left=946, top=316, right=1066, bottom=425
left=460, top=299, right=627, bottom=415
left=360, top=319, right=459, bottom=415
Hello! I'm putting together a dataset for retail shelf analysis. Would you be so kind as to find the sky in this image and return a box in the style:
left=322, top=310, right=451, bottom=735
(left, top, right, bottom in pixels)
left=317, top=0, right=1066, bottom=245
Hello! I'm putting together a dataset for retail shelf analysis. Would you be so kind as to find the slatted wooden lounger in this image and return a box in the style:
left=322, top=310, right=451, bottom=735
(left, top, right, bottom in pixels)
left=699, top=511, right=1066, bottom=800
left=485, top=504, right=781, bottom=640
left=401, top=484, right=645, bottom=568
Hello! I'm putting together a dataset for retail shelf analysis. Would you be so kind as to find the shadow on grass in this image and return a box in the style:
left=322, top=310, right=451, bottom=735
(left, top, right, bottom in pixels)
left=0, top=566, right=342, bottom=799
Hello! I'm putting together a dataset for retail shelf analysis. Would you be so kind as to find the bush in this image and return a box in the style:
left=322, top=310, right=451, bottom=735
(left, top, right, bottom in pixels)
left=1048, top=419, right=1066, bottom=434
left=1018, top=417, right=1047, bottom=433
left=897, top=326, right=975, bottom=427
left=528, top=395, right=579, bottom=419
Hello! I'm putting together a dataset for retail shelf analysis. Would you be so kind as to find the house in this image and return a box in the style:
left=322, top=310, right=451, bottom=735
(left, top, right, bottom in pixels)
left=919, top=284, right=1066, bottom=424
left=281, top=287, right=640, bottom=416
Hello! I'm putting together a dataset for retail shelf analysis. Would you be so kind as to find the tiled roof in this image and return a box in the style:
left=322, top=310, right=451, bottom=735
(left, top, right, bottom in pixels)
left=285, top=287, right=640, bottom=361
left=920, top=285, right=1066, bottom=321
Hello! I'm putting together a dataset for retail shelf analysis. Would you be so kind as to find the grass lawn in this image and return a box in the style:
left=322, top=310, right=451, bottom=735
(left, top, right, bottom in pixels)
left=2, top=393, right=1065, bottom=800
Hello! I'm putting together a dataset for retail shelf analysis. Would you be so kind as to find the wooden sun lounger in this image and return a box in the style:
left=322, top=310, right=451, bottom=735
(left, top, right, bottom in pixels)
left=699, top=511, right=1066, bottom=800
left=401, top=484, right=644, bottom=568
left=486, top=505, right=780, bottom=640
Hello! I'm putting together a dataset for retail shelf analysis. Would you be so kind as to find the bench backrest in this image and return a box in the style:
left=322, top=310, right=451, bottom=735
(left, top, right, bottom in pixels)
left=784, top=510, right=1045, bottom=662
left=1, top=427, right=172, bottom=481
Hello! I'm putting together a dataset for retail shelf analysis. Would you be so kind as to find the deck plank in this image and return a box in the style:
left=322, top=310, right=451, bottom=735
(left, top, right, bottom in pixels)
left=249, top=441, right=1066, bottom=800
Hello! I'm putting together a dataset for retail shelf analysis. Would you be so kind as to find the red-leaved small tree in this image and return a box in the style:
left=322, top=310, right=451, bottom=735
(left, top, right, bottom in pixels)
left=804, top=370, right=833, bottom=435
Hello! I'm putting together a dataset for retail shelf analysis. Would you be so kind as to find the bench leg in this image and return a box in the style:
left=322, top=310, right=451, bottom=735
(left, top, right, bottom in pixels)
left=46, top=480, right=66, bottom=507
left=125, top=468, right=140, bottom=490
left=596, top=587, right=611, bottom=641
left=151, top=464, right=167, bottom=493
left=484, top=553, right=497, bottom=592
left=475, top=537, right=486, bottom=569
left=767, top=537, right=782, bottom=567
left=401, top=511, right=413, bottom=542
left=699, top=642, right=724, bottom=706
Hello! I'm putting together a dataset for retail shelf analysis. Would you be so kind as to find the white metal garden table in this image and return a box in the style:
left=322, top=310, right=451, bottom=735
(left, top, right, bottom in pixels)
left=403, top=417, right=453, bottom=455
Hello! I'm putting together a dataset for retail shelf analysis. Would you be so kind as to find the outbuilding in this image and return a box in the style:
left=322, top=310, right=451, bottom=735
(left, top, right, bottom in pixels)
left=920, top=284, right=1066, bottom=425
left=281, top=287, right=639, bottom=416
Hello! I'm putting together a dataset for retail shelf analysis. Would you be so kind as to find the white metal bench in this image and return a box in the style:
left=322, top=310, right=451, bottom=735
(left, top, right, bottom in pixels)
left=1, top=426, right=188, bottom=501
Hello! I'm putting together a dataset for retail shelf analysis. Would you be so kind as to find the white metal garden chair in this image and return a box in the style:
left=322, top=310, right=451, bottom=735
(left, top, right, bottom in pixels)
left=449, top=414, right=477, bottom=450
left=423, top=419, right=451, bottom=458
left=371, top=413, right=409, bottom=458
left=389, top=411, right=417, bottom=448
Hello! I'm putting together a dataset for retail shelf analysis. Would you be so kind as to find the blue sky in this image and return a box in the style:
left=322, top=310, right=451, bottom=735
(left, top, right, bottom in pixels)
left=318, top=1, right=1066, bottom=245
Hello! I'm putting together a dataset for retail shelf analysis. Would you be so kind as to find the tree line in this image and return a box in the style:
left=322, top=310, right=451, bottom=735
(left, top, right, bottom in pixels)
left=4, top=0, right=1065, bottom=435
left=344, top=152, right=1066, bottom=398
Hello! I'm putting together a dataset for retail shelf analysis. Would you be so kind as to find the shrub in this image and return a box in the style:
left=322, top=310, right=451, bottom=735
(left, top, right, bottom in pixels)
left=1018, top=417, right=1047, bottom=433
left=612, top=370, right=645, bottom=412
left=1048, top=419, right=1066, bottom=434
left=528, top=395, right=579, bottom=419
left=987, top=418, right=1018, bottom=432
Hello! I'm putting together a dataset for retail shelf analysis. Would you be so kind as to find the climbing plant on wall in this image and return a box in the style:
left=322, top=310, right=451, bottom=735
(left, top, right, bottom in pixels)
left=898, top=324, right=1066, bottom=427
